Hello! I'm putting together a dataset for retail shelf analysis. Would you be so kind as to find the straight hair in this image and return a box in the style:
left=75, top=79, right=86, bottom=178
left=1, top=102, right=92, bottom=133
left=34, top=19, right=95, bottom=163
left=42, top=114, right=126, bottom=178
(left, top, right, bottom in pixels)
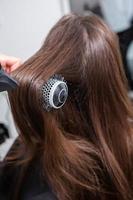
left=8, top=13, right=133, bottom=200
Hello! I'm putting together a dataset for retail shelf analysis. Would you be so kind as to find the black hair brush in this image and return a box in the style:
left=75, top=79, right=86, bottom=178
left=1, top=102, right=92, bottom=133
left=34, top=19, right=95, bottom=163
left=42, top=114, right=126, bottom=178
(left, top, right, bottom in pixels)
left=0, top=64, right=18, bottom=92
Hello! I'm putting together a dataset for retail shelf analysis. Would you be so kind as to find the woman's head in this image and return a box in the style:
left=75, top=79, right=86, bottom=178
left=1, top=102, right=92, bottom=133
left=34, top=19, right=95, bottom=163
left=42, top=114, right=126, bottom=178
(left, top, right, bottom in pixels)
left=9, top=13, right=133, bottom=200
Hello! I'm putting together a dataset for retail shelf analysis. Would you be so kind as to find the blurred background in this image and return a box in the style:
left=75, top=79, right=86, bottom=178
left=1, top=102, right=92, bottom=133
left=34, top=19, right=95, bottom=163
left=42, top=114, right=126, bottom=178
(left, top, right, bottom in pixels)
left=0, top=0, right=133, bottom=159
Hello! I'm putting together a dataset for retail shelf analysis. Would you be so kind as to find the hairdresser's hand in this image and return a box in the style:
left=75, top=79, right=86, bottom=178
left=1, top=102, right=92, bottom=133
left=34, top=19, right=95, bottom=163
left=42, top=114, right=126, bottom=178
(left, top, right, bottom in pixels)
left=0, top=54, right=21, bottom=73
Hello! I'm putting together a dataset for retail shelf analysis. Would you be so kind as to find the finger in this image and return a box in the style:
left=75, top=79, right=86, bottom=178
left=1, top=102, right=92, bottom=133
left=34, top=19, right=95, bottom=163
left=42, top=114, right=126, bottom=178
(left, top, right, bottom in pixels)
left=0, top=60, right=6, bottom=69
left=4, top=59, right=21, bottom=73
left=5, top=58, right=21, bottom=66
left=10, top=60, right=22, bottom=73
left=0, top=54, right=22, bottom=73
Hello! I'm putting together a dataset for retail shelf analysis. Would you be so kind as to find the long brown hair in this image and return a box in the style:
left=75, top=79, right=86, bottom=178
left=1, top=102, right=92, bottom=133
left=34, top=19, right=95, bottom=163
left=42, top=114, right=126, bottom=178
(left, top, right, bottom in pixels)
left=8, top=13, right=133, bottom=200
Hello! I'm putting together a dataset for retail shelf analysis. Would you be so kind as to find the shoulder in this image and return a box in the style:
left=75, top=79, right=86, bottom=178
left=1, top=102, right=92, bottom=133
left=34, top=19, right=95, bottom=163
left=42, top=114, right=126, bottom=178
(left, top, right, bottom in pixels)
left=0, top=140, right=57, bottom=200
left=19, top=161, right=57, bottom=200
left=0, top=160, right=57, bottom=200
left=29, top=192, right=57, bottom=200
left=0, top=153, right=57, bottom=200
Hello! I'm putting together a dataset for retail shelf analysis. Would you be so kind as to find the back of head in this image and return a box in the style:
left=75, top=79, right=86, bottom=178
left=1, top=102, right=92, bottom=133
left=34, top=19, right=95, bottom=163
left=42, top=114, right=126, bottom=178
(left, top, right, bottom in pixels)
left=9, top=13, right=133, bottom=200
